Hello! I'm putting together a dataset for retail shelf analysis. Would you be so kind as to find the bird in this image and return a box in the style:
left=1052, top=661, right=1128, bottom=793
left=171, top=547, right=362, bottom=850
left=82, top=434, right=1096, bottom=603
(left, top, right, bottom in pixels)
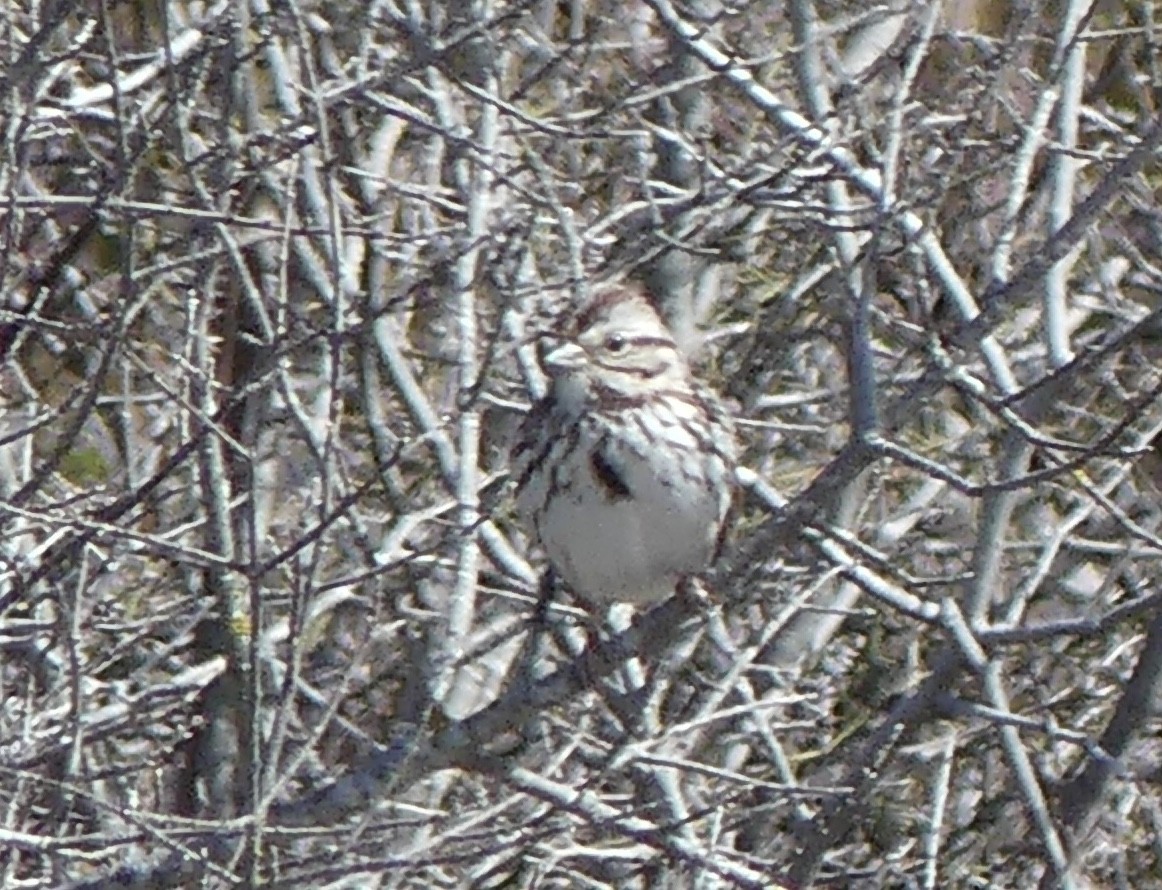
left=511, top=283, right=737, bottom=605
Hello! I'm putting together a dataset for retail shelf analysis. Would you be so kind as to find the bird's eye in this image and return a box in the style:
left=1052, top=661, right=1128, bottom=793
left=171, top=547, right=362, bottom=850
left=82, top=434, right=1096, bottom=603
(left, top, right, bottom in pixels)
left=604, top=334, right=627, bottom=353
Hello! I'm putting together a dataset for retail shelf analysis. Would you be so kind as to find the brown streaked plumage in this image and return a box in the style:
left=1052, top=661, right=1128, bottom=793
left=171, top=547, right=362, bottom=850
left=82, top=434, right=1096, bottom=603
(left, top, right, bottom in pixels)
left=511, top=284, right=736, bottom=605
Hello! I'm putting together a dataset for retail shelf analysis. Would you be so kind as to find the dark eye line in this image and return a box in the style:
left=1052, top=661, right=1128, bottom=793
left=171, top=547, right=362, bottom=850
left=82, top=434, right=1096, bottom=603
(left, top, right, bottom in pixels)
left=587, top=334, right=677, bottom=378
left=593, top=358, right=669, bottom=379
left=593, top=334, right=675, bottom=350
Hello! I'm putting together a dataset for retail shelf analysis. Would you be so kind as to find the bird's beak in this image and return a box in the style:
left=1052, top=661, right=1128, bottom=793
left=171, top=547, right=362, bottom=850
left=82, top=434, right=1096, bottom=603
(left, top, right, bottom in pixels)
left=543, top=342, right=586, bottom=372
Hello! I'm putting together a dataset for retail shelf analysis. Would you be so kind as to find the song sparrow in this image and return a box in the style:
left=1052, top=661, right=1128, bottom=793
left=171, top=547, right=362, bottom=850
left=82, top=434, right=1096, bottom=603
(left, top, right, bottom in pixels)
left=511, top=284, right=737, bottom=605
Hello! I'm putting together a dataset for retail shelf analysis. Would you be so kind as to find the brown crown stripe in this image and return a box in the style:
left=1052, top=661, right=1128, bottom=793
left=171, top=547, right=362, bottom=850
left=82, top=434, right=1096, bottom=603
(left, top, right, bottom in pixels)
left=570, top=284, right=658, bottom=336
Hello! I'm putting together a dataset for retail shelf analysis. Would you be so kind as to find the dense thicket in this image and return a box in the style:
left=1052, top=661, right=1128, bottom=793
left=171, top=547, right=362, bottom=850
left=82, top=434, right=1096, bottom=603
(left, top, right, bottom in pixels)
left=0, top=2, right=1159, bottom=887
